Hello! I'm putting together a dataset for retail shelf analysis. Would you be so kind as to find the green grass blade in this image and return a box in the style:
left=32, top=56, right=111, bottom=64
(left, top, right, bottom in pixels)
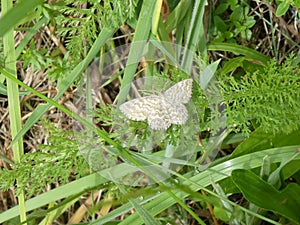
left=0, top=68, right=121, bottom=151
left=37, top=198, right=79, bottom=225
left=0, top=0, right=44, bottom=36
left=1, top=146, right=298, bottom=224
left=181, top=0, right=207, bottom=72
left=117, top=0, right=156, bottom=105
left=118, top=185, right=160, bottom=225
left=207, top=42, right=270, bottom=66
left=15, top=17, right=48, bottom=57
left=164, top=0, right=191, bottom=33
left=0, top=82, right=29, bottom=95
left=0, top=173, right=104, bottom=223
left=10, top=27, right=116, bottom=146
left=2, top=0, right=27, bottom=223
left=117, top=147, right=299, bottom=225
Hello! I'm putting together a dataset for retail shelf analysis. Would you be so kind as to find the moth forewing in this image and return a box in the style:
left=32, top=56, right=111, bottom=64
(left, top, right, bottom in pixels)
left=119, top=79, right=193, bottom=130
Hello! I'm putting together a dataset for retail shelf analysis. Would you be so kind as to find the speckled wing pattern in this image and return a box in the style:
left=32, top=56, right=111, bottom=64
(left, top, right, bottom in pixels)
left=119, top=79, right=193, bottom=130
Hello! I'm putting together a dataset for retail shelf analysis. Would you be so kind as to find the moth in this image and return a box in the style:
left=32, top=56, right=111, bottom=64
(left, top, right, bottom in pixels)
left=119, top=79, right=193, bottom=130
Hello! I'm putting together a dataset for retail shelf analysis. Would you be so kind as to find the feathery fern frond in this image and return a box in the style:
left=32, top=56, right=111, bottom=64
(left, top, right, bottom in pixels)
left=220, top=54, right=300, bottom=134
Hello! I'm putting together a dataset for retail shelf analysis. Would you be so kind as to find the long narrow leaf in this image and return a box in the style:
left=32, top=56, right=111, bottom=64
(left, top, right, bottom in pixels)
left=0, top=0, right=44, bottom=36
left=207, top=42, right=270, bottom=66
left=2, top=146, right=298, bottom=224
left=2, top=0, right=27, bottom=222
left=117, top=147, right=299, bottom=225
left=117, top=0, right=156, bottom=105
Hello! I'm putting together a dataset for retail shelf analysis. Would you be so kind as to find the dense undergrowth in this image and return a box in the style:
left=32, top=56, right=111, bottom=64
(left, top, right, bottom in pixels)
left=0, top=0, right=300, bottom=224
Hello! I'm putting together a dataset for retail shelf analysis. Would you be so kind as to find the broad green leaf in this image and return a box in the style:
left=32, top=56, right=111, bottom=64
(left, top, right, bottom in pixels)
left=228, top=0, right=238, bottom=10
left=230, top=127, right=300, bottom=158
left=242, top=59, right=264, bottom=73
left=275, top=2, right=290, bottom=17
left=294, top=0, right=300, bottom=8
left=232, top=169, right=300, bottom=224
left=199, top=60, right=221, bottom=90
left=230, top=6, right=244, bottom=23
left=215, top=3, right=229, bottom=15
left=214, top=15, right=228, bottom=33
left=108, top=147, right=299, bottom=225
left=282, top=160, right=300, bottom=180
left=221, top=56, right=245, bottom=75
